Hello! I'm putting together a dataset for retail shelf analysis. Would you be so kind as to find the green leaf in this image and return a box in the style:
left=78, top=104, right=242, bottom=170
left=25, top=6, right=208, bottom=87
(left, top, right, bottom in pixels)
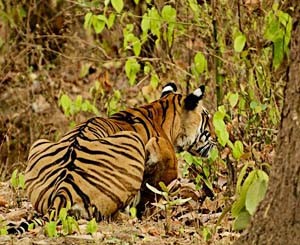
left=150, top=73, right=159, bottom=88
left=107, top=13, right=116, bottom=29
left=45, top=221, right=58, bottom=237
left=161, top=6, right=176, bottom=47
left=83, top=12, right=93, bottom=30
left=18, top=173, right=25, bottom=189
left=18, top=6, right=26, bottom=18
left=264, top=8, right=292, bottom=70
left=250, top=100, right=258, bottom=110
left=232, top=140, right=244, bottom=160
left=49, top=210, right=55, bottom=222
left=81, top=101, right=89, bottom=112
left=218, top=105, right=227, bottom=115
left=129, top=207, right=137, bottom=218
left=202, top=226, right=212, bottom=241
left=0, top=227, right=8, bottom=236
left=273, top=39, right=284, bottom=69
left=148, top=7, right=161, bottom=39
left=233, top=210, right=251, bottom=230
left=198, top=175, right=214, bottom=192
left=232, top=170, right=257, bottom=217
left=234, top=34, right=246, bottom=52
left=86, top=218, right=97, bottom=235
left=203, top=166, right=210, bottom=178
left=161, top=5, right=176, bottom=22
left=28, top=223, right=35, bottom=230
left=246, top=178, right=268, bottom=215
left=141, top=14, right=150, bottom=33
left=123, top=33, right=134, bottom=49
left=183, top=151, right=194, bottom=165
left=59, top=94, right=72, bottom=116
left=114, top=90, right=121, bottom=100
left=10, top=169, right=18, bottom=188
left=132, top=38, right=141, bottom=56
left=75, top=95, right=82, bottom=111
left=111, top=0, right=124, bottom=13
left=213, top=112, right=229, bottom=147
left=231, top=196, right=246, bottom=218
left=188, top=0, right=200, bottom=18
left=236, top=162, right=250, bottom=194
left=209, top=148, right=218, bottom=161
left=240, top=171, right=257, bottom=195
left=92, top=15, right=107, bottom=34
left=166, top=23, right=175, bottom=47
left=158, top=182, right=169, bottom=193
left=124, top=32, right=141, bottom=56
left=144, top=64, right=151, bottom=74
left=193, top=157, right=202, bottom=166
left=125, top=58, right=140, bottom=85
left=264, top=12, right=281, bottom=41
left=227, top=92, right=239, bottom=108
left=257, top=170, right=269, bottom=183
left=194, top=52, right=207, bottom=75
left=59, top=208, right=68, bottom=222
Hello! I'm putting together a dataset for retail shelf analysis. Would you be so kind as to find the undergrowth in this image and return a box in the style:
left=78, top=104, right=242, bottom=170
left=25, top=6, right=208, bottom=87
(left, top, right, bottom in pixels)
left=0, top=0, right=292, bottom=241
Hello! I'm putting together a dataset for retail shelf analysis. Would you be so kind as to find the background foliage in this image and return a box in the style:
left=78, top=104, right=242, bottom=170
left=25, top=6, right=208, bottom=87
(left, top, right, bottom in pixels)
left=0, top=0, right=293, bottom=242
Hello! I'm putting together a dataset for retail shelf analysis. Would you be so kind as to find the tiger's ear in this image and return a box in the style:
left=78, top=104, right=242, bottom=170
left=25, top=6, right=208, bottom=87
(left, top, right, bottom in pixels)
left=161, top=82, right=177, bottom=98
left=184, top=85, right=205, bottom=110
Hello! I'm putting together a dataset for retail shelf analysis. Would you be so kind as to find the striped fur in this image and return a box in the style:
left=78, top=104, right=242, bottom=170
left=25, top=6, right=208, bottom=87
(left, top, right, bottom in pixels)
left=26, top=131, right=145, bottom=220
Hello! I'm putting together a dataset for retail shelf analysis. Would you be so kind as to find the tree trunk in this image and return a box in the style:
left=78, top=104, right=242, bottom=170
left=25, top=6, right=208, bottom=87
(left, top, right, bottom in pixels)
left=234, top=4, right=300, bottom=245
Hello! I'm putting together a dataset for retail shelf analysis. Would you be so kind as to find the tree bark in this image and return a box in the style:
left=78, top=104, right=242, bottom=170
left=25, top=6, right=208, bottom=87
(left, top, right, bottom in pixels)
left=234, top=4, right=300, bottom=245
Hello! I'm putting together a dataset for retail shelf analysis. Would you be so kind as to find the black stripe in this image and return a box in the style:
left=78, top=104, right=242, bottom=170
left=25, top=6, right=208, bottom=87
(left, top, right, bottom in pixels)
left=110, top=149, right=144, bottom=169
left=64, top=174, right=92, bottom=215
left=160, top=100, right=168, bottom=127
left=133, top=108, right=154, bottom=128
left=127, top=132, right=146, bottom=152
left=70, top=168, right=124, bottom=208
left=26, top=150, right=71, bottom=188
left=27, top=144, right=69, bottom=172
left=34, top=168, right=68, bottom=207
left=75, top=157, right=143, bottom=184
left=170, top=95, right=178, bottom=140
left=28, top=140, right=65, bottom=162
left=86, top=125, right=104, bottom=138
left=76, top=145, right=116, bottom=158
left=96, top=136, right=145, bottom=158
left=31, top=139, right=49, bottom=148
left=122, top=142, right=145, bottom=160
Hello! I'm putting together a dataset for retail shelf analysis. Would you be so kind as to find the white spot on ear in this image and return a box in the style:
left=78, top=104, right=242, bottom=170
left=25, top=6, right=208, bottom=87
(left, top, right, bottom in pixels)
left=162, top=85, right=174, bottom=94
left=193, top=88, right=202, bottom=97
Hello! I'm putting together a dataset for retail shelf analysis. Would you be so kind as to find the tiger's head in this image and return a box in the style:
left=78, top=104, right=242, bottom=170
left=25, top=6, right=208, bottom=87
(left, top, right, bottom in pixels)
left=160, top=82, right=216, bottom=157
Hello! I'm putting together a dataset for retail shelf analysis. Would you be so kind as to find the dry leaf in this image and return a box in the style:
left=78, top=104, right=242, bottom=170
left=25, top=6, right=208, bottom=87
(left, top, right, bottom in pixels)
left=0, top=196, right=8, bottom=207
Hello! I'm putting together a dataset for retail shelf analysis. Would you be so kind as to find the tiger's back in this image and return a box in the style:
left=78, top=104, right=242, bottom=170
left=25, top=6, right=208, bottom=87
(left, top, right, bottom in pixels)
left=26, top=130, right=146, bottom=219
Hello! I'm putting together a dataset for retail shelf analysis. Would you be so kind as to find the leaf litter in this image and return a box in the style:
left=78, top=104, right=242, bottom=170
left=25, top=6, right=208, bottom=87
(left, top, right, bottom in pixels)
left=0, top=169, right=240, bottom=244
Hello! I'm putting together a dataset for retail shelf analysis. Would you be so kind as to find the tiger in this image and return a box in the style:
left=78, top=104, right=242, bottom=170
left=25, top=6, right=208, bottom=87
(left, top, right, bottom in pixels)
left=8, top=82, right=215, bottom=234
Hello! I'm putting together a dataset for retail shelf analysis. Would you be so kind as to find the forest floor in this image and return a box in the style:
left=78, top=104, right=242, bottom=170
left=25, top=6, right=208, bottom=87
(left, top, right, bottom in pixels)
left=0, top=171, right=240, bottom=245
